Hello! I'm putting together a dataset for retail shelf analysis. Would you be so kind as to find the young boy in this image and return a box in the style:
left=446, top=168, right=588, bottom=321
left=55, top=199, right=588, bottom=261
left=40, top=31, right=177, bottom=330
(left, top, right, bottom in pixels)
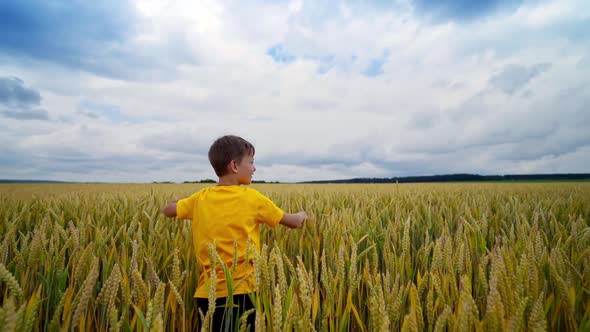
left=162, top=135, right=308, bottom=331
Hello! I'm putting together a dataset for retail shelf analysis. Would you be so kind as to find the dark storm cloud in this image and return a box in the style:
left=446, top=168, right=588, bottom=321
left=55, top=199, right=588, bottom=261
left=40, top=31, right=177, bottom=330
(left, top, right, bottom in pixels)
left=0, top=76, right=40, bottom=106
left=0, top=76, right=48, bottom=120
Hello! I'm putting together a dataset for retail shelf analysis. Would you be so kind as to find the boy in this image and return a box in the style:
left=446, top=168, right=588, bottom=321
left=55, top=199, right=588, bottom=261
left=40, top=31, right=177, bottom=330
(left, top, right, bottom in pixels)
left=162, top=135, right=308, bottom=331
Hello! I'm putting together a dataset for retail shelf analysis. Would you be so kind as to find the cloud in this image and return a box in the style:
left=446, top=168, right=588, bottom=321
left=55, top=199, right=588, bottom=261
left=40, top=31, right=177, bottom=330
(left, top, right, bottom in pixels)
left=0, top=0, right=200, bottom=81
left=75, top=99, right=145, bottom=123
left=0, top=120, right=213, bottom=182
left=408, top=110, right=440, bottom=130
left=0, top=76, right=40, bottom=106
left=492, top=126, right=590, bottom=161
left=140, top=132, right=211, bottom=156
left=0, top=1, right=139, bottom=76
left=488, top=63, right=551, bottom=95
left=0, top=76, right=48, bottom=120
left=1, top=108, right=48, bottom=120
left=1, top=0, right=589, bottom=182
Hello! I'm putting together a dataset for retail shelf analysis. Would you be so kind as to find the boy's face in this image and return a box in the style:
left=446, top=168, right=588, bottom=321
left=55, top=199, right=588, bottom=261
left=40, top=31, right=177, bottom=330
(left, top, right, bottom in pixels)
left=235, top=153, right=256, bottom=185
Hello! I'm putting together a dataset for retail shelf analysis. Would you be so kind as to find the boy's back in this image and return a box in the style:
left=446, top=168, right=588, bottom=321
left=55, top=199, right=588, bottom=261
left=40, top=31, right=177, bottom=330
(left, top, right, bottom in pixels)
left=162, top=135, right=307, bottom=330
left=176, top=185, right=284, bottom=297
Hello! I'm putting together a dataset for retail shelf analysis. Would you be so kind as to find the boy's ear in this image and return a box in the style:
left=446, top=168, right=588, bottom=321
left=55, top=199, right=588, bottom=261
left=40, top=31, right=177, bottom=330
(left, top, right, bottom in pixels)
left=229, top=160, right=239, bottom=173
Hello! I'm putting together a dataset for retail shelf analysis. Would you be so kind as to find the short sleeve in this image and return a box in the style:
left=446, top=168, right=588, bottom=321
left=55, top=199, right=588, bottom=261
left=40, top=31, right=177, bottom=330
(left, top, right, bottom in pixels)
left=176, top=193, right=198, bottom=219
left=254, top=191, right=284, bottom=227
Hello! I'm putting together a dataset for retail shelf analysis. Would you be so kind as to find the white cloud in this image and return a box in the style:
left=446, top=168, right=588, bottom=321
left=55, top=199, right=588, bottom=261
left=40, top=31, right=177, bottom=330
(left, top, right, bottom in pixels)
left=1, top=0, right=589, bottom=182
left=514, top=0, right=589, bottom=28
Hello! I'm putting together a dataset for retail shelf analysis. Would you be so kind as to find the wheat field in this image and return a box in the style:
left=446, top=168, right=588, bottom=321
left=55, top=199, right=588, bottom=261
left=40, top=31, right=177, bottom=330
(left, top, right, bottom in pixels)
left=0, top=182, right=589, bottom=331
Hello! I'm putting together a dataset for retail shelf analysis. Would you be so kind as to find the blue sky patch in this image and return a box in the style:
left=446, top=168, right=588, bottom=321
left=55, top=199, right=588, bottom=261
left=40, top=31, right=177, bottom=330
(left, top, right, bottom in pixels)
left=364, top=58, right=385, bottom=77
left=267, top=44, right=296, bottom=63
left=413, top=0, right=522, bottom=21
left=77, top=100, right=131, bottom=123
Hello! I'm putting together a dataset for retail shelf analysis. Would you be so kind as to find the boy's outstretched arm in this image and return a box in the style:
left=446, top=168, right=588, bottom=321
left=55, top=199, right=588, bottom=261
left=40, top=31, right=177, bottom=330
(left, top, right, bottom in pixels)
left=162, top=200, right=178, bottom=218
left=280, top=211, right=308, bottom=229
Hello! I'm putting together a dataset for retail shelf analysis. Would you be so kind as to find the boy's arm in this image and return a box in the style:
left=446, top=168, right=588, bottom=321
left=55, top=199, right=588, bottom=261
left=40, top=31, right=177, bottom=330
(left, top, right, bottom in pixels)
left=279, top=211, right=308, bottom=229
left=162, top=199, right=179, bottom=218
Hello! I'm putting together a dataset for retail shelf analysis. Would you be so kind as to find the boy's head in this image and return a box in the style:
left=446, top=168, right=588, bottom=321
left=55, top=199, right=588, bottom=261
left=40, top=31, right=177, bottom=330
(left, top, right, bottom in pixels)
left=208, top=135, right=256, bottom=178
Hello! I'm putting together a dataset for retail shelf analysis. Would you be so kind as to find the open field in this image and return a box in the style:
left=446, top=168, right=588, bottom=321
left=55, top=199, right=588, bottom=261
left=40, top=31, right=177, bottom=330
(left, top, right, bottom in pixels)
left=0, top=182, right=589, bottom=331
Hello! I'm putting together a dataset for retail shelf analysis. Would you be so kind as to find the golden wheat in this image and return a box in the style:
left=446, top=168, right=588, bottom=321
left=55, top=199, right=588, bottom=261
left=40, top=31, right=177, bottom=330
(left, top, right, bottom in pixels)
left=0, top=182, right=588, bottom=331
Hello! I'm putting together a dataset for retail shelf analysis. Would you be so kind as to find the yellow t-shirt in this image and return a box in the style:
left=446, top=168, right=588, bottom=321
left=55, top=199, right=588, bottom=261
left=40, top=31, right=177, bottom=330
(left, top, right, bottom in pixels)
left=176, top=185, right=284, bottom=298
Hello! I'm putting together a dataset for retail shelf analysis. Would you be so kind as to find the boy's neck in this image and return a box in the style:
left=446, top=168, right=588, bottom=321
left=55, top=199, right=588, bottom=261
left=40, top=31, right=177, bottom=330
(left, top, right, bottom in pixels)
left=217, top=176, right=240, bottom=186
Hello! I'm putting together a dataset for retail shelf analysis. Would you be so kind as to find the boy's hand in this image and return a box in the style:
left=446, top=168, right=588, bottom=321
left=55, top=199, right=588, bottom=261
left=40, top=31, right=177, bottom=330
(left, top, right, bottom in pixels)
left=162, top=199, right=179, bottom=218
left=297, top=211, right=308, bottom=225
left=280, top=211, right=308, bottom=229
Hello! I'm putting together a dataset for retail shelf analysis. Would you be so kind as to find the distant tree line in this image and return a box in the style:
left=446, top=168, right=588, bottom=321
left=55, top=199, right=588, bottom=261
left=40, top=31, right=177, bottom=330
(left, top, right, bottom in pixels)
left=180, top=179, right=280, bottom=184
left=302, top=173, right=590, bottom=184
left=0, top=179, right=68, bottom=183
left=183, top=179, right=216, bottom=183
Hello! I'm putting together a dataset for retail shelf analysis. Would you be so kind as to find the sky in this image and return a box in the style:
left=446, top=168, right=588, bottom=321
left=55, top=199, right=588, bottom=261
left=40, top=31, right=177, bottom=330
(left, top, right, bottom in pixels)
left=0, top=0, right=589, bottom=183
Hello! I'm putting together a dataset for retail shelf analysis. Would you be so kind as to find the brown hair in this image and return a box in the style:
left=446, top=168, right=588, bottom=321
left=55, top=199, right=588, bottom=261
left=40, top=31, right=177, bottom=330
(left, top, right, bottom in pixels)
left=208, top=135, right=255, bottom=177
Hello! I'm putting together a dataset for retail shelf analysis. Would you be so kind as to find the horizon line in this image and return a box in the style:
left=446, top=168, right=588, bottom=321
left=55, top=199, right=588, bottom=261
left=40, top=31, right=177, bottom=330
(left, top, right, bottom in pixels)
left=2, top=172, right=589, bottom=184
